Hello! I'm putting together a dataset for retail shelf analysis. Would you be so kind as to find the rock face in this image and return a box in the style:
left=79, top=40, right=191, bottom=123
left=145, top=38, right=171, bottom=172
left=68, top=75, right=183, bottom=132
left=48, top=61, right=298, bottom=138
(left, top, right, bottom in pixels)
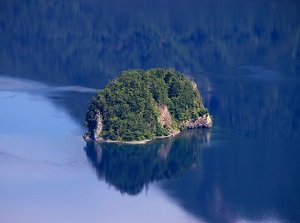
left=191, top=81, right=198, bottom=90
left=93, top=111, right=103, bottom=140
left=157, top=104, right=173, bottom=129
left=83, top=111, right=103, bottom=141
left=181, top=114, right=213, bottom=129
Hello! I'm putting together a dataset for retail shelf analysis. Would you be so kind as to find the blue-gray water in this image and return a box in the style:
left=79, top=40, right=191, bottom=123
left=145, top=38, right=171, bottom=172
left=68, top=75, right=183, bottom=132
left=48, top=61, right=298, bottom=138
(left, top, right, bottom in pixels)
left=1, top=0, right=300, bottom=222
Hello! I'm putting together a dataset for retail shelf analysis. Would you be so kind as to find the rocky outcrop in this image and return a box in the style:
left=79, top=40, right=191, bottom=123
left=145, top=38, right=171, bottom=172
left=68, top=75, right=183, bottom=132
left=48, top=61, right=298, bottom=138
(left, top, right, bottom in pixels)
left=157, top=104, right=181, bottom=137
left=181, top=114, right=212, bottom=129
left=191, top=81, right=198, bottom=90
left=93, top=111, right=103, bottom=140
left=84, top=110, right=103, bottom=141
left=157, top=103, right=212, bottom=136
left=157, top=104, right=173, bottom=128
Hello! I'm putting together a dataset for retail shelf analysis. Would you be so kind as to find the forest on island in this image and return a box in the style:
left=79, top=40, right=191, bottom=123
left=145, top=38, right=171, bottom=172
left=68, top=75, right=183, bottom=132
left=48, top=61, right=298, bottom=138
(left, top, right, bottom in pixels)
left=85, top=68, right=208, bottom=141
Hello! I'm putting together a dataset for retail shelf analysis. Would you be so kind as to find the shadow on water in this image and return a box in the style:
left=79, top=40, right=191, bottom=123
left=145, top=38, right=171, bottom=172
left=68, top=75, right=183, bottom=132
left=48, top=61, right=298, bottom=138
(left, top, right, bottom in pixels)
left=84, top=129, right=211, bottom=195
left=160, top=137, right=300, bottom=223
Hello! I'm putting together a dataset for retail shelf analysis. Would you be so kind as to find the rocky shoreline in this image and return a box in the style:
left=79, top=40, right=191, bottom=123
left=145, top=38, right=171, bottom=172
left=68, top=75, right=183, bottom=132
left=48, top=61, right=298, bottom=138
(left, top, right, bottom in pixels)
left=84, top=130, right=180, bottom=144
left=181, top=114, right=213, bottom=129
left=83, top=113, right=212, bottom=144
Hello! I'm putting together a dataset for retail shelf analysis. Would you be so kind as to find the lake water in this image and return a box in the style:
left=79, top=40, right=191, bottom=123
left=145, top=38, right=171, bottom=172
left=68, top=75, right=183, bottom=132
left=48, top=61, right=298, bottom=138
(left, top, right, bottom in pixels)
left=1, top=0, right=300, bottom=222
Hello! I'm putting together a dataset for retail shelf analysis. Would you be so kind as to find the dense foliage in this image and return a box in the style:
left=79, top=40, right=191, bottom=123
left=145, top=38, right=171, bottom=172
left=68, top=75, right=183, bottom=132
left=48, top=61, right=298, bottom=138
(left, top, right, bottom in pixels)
left=85, top=68, right=208, bottom=141
left=1, top=0, right=298, bottom=88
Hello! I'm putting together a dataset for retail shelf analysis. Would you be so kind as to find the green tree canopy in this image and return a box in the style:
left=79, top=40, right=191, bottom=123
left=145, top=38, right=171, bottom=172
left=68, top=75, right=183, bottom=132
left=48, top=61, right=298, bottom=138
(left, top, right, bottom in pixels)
left=85, top=68, right=209, bottom=142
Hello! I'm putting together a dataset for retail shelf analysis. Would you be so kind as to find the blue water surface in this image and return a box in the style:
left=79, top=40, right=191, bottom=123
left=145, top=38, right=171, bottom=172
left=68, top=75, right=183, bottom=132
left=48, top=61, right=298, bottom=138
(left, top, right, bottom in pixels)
left=0, top=0, right=300, bottom=222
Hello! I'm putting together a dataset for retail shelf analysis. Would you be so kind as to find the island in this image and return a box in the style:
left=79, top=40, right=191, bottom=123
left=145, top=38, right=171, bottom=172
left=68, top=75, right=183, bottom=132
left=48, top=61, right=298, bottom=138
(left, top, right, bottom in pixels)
left=84, top=68, right=212, bottom=143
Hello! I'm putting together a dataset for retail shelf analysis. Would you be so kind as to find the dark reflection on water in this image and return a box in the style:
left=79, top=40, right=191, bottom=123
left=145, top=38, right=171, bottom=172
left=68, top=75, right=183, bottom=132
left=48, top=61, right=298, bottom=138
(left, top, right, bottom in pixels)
left=160, top=137, right=300, bottom=223
left=201, top=74, right=300, bottom=141
left=84, top=129, right=211, bottom=195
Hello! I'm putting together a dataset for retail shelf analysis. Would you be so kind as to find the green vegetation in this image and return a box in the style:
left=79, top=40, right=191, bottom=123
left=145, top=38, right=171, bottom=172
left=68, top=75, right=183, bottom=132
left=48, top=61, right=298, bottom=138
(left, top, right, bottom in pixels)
left=1, top=1, right=298, bottom=88
left=85, top=68, right=209, bottom=142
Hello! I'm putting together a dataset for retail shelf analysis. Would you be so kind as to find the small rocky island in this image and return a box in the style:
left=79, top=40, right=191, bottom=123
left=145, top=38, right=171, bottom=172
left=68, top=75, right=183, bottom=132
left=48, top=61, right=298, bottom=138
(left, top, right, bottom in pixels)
left=84, top=68, right=212, bottom=143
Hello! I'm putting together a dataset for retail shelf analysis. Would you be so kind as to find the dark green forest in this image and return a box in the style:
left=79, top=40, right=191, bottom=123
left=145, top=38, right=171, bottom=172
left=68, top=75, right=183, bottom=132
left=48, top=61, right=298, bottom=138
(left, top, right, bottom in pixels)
left=1, top=0, right=299, bottom=88
left=85, top=68, right=208, bottom=141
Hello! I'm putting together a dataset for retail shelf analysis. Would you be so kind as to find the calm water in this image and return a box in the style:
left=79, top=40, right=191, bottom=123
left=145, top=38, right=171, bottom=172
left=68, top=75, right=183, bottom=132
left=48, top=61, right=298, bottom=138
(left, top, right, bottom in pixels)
left=1, top=0, right=300, bottom=222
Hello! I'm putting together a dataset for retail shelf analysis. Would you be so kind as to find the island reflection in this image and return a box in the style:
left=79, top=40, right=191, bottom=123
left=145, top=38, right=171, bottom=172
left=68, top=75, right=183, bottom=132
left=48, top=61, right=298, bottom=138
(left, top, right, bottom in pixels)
left=84, top=129, right=211, bottom=195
